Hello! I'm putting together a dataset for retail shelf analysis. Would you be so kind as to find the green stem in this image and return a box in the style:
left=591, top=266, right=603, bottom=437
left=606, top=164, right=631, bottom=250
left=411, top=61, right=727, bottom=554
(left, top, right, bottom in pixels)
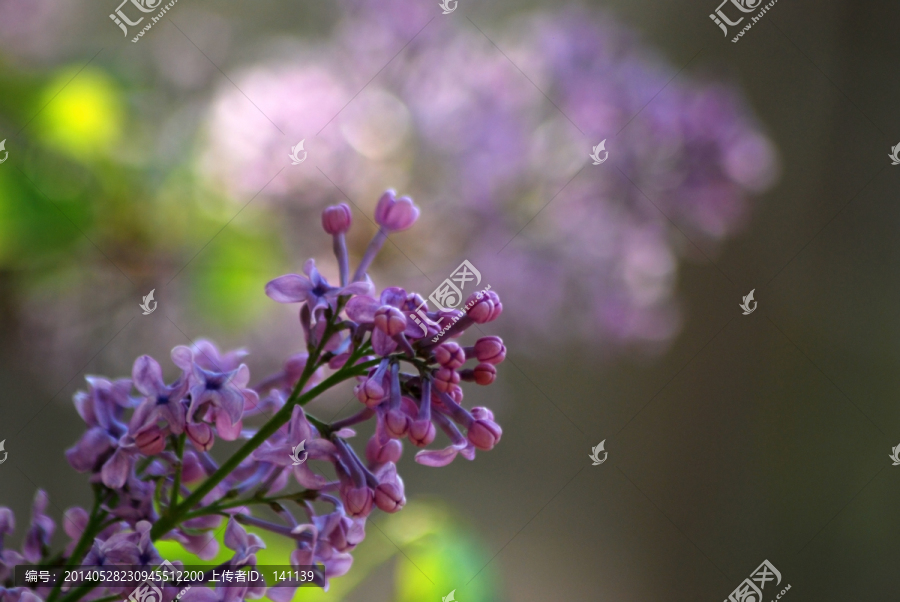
left=170, top=433, right=186, bottom=509
left=181, top=490, right=317, bottom=520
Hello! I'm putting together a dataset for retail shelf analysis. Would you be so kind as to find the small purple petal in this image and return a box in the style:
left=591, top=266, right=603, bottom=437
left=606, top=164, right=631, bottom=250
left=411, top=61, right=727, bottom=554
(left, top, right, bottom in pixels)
left=265, top=274, right=313, bottom=304
left=414, top=442, right=468, bottom=467
left=65, top=427, right=116, bottom=472
left=132, top=356, right=164, bottom=397
left=101, top=447, right=133, bottom=489
left=345, top=295, right=379, bottom=323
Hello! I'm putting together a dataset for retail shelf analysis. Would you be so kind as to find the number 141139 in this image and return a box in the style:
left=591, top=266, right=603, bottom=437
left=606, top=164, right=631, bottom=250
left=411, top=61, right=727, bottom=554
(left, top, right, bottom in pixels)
left=272, top=571, right=315, bottom=583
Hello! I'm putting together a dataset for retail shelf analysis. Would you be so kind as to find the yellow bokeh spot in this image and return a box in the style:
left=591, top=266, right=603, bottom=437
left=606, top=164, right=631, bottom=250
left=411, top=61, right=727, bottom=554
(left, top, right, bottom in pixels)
left=37, top=67, right=122, bottom=158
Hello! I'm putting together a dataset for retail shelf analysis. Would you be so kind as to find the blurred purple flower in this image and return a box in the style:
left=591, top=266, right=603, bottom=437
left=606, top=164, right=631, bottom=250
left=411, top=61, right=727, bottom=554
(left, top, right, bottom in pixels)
left=198, top=4, right=777, bottom=350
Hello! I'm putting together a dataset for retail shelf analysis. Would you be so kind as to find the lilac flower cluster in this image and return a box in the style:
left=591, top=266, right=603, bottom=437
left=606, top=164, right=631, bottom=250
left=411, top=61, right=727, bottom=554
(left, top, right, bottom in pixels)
left=200, top=3, right=777, bottom=348
left=0, top=193, right=504, bottom=602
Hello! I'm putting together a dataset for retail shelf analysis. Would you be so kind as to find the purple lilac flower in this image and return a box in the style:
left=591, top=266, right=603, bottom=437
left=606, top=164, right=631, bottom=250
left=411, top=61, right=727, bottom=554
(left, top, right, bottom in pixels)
left=266, top=259, right=372, bottom=318
left=4, top=195, right=502, bottom=599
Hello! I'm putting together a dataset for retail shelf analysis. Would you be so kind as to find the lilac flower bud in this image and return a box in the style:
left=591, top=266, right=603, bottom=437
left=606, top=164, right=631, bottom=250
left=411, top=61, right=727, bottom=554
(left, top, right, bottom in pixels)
left=186, top=422, right=215, bottom=451
left=467, top=416, right=502, bottom=451
left=434, top=342, right=465, bottom=369
left=433, top=367, right=460, bottom=392
left=473, top=336, right=506, bottom=364
left=465, top=291, right=496, bottom=324
left=354, top=377, right=385, bottom=407
left=374, top=463, right=406, bottom=513
left=134, top=426, right=167, bottom=456
left=471, top=406, right=494, bottom=421
left=340, top=486, right=374, bottom=518
left=374, top=305, right=406, bottom=336
left=365, top=435, right=403, bottom=464
left=484, top=290, right=503, bottom=321
left=385, top=408, right=410, bottom=439
left=408, top=419, right=436, bottom=447
left=447, top=384, right=464, bottom=403
left=322, top=203, right=352, bottom=234
left=473, top=363, right=497, bottom=385
left=374, top=190, right=420, bottom=232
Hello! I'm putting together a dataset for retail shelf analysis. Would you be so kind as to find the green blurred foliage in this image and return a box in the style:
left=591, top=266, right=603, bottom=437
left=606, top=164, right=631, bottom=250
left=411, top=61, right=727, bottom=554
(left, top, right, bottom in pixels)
left=34, top=67, right=123, bottom=160
left=0, top=60, right=289, bottom=330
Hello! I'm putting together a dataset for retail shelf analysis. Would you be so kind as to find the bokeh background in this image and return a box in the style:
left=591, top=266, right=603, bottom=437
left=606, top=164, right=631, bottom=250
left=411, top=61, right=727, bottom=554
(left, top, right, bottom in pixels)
left=1, top=0, right=900, bottom=599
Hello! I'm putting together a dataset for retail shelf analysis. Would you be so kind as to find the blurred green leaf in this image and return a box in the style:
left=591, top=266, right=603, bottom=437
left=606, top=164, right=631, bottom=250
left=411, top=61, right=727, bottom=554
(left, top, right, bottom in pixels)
left=190, top=228, right=283, bottom=330
left=35, top=67, right=122, bottom=160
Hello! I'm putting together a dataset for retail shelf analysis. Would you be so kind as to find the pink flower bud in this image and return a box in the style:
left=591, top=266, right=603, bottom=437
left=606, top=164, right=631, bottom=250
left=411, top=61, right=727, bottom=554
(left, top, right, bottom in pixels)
left=467, top=418, right=502, bottom=450
left=374, top=306, right=407, bottom=336
left=465, top=292, right=495, bottom=324
left=186, top=422, right=214, bottom=452
left=473, top=362, right=497, bottom=385
left=474, top=336, right=506, bottom=364
left=433, top=367, right=460, bottom=392
left=447, top=385, right=464, bottom=403
left=471, top=406, right=494, bottom=421
left=366, top=435, right=403, bottom=464
left=434, top=342, right=466, bottom=369
left=406, top=292, right=427, bottom=310
left=385, top=408, right=410, bottom=438
left=322, top=203, right=352, bottom=234
left=374, top=475, right=406, bottom=513
left=135, top=426, right=166, bottom=456
left=486, top=291, right=503, bottom=321
left=354, top=377, right=385, bottom=407
left=374, top=190, right=420, bottom=232
left=408, top=419, right=436, bottom=447
left=341, top=486, right=374, bottom=518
